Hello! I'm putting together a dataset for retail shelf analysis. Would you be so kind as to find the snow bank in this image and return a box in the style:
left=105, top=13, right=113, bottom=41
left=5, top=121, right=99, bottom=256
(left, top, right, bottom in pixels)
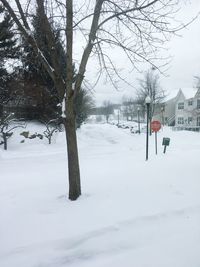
left=0, top=123, right=200, bottom=267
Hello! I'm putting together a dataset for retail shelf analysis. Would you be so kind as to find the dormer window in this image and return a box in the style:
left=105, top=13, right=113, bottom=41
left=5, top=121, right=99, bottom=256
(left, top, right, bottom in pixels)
left=178, top=102, right=184, bottom=110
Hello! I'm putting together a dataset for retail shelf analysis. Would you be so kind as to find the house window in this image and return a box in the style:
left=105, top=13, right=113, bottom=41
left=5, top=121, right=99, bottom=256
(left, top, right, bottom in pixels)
left=177, top=117, right=184, bottom=124
left=178, top=102, right=184, bottom=110
left=188, top=100, right=193, bottom=106
left=188, top=117, right=193, bottom=124
left=197, top=117, right=200, bottom=126
left=197, top=99, right=200, bottom=109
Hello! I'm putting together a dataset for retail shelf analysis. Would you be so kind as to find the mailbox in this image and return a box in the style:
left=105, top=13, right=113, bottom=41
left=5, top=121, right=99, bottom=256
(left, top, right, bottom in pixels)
left=162, top=137, right=170, bottom=153
left=162, top=137, right=170, bottom=146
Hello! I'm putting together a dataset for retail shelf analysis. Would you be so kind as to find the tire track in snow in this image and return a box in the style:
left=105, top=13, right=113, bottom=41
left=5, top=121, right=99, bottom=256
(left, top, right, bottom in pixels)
left=1, top=205, right=200, bottom=267
left=56, top=204, right=200, bottom=251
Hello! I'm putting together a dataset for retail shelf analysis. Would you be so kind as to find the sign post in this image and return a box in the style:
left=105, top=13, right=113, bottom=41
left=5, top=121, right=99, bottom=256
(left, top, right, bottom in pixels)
left=145, top=96, right=151, bottom=161
left=151, top=120, right=161, bottom=155
left=155, top=131, right=158, bottom=155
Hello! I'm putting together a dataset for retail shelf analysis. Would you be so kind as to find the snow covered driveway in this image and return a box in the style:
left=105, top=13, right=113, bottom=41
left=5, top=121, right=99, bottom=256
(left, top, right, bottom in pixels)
left=0, top=123, right=200, bottom=267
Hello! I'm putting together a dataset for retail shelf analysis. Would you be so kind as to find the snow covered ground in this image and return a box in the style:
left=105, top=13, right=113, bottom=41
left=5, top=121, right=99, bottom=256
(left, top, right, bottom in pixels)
left=0, top=122, right=200, bottom=267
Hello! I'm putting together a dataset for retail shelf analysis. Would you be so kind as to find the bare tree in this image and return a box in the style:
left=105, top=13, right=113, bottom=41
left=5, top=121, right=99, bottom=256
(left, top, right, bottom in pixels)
left=121, top=97, right=137, bottom=121
left=42, top=118, right=61, bottom=144
left=0, top=0, right=193, bottom=200
left=102, top=100, right=113, bottom=123
left=136, top=69, right=166, bottom=127
left=0, top=112, right=26, bottom=150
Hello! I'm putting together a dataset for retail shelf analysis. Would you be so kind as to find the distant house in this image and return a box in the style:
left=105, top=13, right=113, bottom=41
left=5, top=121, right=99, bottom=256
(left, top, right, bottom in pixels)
left=153, top=90, right=180, bottom=126
left=175, top=87, right=200, bottom=128
left=153, top=87, right=200, bottom=129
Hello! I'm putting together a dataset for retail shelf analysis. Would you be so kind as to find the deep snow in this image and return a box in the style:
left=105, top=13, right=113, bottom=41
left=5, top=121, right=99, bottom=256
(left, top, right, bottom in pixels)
left=0, top=122, right=200, bottom=267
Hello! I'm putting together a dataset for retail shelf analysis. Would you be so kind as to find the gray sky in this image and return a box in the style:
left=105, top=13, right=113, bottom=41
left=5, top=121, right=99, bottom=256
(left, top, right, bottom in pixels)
left=7, top=0, right=200, bottom=106
left=85, top=0, right=200, bottom=106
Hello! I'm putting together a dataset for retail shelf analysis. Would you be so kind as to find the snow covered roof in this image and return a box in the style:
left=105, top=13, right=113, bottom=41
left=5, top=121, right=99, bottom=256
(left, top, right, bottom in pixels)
left=180, top=88, right=198, bottom=100
left=165, top=87, right=198, bottom=102
left=165, top=89, right=179, bottom=101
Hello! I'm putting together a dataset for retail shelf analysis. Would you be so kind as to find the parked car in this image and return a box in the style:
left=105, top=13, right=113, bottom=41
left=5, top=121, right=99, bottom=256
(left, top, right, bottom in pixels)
left=130, top=125, right=146, bottom=133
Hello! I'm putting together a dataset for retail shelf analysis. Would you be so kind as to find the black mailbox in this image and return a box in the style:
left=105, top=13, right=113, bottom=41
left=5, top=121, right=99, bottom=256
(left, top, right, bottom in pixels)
left=162, top=137, right=170, bottom=153
left=162, top=137, right=170, bottom=146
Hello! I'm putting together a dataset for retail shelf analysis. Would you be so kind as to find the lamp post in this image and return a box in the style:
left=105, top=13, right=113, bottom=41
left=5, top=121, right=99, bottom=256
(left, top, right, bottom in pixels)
left=137, top=107, right=140, bottom=134
left=161, top=106, right=164, bottom=126
left=117, top=108, right=120, bottom=126
left=145, top=95, right=151, bottom=161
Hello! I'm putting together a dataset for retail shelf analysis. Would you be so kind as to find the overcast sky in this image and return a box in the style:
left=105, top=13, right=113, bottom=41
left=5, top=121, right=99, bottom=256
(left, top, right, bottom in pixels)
left=8, top=0, right=200, bottom=106
left=85, top=0, right=200, bottom=106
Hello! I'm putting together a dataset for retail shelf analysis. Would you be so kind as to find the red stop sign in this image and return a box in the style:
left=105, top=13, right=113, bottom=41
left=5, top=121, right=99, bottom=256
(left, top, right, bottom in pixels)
left=151, top=120, right=161, bottom=132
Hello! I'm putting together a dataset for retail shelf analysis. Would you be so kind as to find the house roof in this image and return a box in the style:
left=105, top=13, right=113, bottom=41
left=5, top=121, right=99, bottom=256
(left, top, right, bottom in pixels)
left=180, top=88, right=198, bottom=99
left=166, top=88, right=198, bottom=102
left=165, top=89, right=180, bottom=102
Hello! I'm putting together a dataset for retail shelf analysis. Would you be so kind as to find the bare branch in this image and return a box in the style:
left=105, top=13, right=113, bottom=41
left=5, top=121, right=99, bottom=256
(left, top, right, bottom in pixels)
left=75, top=0, right=104, bottom=95
left=15, top=0, right=30, bottom=29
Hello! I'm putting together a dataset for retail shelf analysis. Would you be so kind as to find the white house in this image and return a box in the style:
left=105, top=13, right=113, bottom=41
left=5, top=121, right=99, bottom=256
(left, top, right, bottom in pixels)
left=153, top=90, right=180, bottom=126
left=175, top=87, right=200, bottom=128
left=153, top=87, right=200, bottom=129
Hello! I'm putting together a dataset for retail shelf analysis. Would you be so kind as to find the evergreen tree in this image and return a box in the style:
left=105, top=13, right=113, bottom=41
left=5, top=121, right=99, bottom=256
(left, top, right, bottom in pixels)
left=0, top=5, right=17, bottom=59
left=0, top=5, right=17, bottom=109
left=20, top=9, right=66, bottom=119
left=21, top=9, right=94, bottom=125
left=74, top=88, right=94, bottom=128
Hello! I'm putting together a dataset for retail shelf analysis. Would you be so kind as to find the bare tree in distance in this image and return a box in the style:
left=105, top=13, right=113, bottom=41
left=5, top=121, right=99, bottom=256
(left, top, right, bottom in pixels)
left=121, top=96, right=137, bottom=121
left=102, top=100, right=113, bottom=123
left=0, top=0, right=196, bottom=200
left=136, top=69, right=166, bottom=132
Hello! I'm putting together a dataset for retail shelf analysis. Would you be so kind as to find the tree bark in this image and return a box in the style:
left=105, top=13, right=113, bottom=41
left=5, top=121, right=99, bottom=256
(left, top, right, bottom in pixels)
left=64, top=102, right=81, bottom=200
left=3, top=133, right=7, bottom=150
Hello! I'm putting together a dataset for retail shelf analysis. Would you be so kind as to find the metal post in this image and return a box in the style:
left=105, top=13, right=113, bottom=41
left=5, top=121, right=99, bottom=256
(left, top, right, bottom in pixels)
left=155, top=131, right=157, bottom=155
left=145, top=96, right=151, bottom=161
left=117, top=109, right=120, bottom=125
left=137, top=108, right=140, bottom=134
left=161, top=107, right=164, bottom=126
left=146, top=103, right=150, bottom=161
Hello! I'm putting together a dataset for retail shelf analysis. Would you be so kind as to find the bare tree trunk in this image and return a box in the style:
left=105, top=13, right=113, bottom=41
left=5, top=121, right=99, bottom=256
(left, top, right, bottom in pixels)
left=64, top=103, right=81, bottom=200
left=3, top=133, right=7, bottom=150
left=64, top=0, right=81, bottom=200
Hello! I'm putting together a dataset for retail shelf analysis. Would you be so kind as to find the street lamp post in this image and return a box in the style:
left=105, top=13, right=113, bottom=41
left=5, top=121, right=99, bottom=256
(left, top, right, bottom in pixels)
left=137, top=107, right=140, bottom=134
left=117, top=108, right=120, bottom=125
left=161, top=106, right=164, bottom=126
left=145, top=96, right=151, bottom=161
